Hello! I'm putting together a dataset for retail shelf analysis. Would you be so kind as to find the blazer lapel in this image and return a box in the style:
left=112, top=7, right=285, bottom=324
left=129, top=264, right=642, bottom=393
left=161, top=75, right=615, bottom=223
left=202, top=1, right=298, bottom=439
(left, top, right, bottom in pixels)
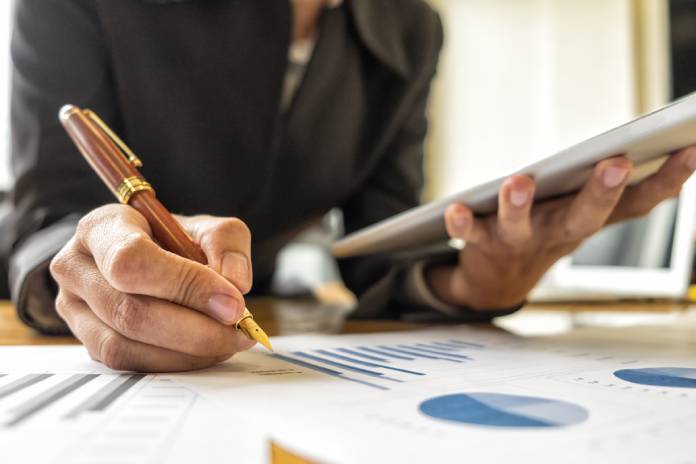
left=347, top=0, right=411, bottom=78
left=260, top=3, right=410, bottom=232
left=256, top=7, right=365, bottom=228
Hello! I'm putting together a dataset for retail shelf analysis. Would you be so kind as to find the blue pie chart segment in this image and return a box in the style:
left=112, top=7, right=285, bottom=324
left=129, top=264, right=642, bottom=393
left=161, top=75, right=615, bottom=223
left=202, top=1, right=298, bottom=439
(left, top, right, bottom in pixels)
left=419, top=393, right=588, bottom=428
left=614, top=367, right=696, bottom=388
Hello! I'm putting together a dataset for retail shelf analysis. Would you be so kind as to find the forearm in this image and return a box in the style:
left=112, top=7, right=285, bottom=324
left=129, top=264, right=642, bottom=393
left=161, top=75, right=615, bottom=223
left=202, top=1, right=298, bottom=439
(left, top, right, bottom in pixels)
left=9, top=216, right=80, bottom=334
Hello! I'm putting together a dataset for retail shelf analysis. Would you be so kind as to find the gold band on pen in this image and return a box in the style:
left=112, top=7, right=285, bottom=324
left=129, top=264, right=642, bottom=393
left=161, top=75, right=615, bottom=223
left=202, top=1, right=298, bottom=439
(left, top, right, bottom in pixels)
left=117, top=176, right=154, bottom=204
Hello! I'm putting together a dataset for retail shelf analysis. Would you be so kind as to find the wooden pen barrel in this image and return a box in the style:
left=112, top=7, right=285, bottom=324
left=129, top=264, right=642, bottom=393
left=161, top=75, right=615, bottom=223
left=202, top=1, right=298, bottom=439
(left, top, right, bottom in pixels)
left=130, top=192, right=208, bottom=264
left=59, top=105, right=208, bottom=265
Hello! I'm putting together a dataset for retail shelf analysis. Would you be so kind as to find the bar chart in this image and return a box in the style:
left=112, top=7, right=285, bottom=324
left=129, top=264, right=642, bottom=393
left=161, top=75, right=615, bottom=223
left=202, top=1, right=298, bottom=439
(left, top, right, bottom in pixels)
left=2, top=327, right=691, bottom=463
left=0, top=373, right=146, bottom=427
left=0, top=371, right=198, bottom=463
left=270, top=339, right=479, bottom=390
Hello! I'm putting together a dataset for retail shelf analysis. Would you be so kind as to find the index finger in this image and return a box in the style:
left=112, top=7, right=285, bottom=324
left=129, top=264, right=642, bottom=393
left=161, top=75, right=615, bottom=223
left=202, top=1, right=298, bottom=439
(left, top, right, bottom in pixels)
left=553, top=156, right=632, bottom=242
left=75, top=205, right=245, bottom=325
left=176, top=215, right=253, bottom=294
left=609, top=146, right=696, bottom=223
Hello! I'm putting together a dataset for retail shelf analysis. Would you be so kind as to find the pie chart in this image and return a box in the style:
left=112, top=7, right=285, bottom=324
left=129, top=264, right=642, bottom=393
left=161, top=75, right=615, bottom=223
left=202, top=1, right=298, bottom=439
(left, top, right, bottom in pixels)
left=614, top=367, right=696, bottom=388
left=419, top=393, right=588, bottom=428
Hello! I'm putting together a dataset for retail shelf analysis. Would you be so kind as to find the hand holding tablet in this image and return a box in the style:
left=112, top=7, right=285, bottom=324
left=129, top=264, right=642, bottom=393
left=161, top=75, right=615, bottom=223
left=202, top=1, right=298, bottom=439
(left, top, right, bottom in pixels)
left=430, top=148, right=696, bottom=309
left=334, top=92, right=696, bottom=310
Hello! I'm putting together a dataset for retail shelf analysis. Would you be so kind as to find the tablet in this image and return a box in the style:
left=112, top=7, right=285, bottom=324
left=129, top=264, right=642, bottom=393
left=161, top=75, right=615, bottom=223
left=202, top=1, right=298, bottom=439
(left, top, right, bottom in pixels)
left=333, top=91, right=696, bottom=257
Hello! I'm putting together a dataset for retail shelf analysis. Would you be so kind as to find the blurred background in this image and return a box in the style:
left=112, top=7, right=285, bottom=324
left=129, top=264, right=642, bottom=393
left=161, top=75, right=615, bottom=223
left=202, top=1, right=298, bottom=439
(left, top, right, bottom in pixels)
left=0, top=0, right=690, bottom=207
left=0, top=1, right=695, bottom=303
left=424, top=0, right=679, bottom=200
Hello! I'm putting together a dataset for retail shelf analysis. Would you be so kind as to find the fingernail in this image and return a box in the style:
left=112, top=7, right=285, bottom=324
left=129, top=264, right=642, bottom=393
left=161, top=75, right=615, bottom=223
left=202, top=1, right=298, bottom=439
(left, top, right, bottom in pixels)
left=208, top=294, right=242, bottom=324
left=509, top=189, right=529, bottom=208
left=221, top=252, right=249, bottom=282
left=686, top=152, right=696, bottom=171
left=452, top=214, right=470, bottom=232
left=603, top=166, right=629, bottom=188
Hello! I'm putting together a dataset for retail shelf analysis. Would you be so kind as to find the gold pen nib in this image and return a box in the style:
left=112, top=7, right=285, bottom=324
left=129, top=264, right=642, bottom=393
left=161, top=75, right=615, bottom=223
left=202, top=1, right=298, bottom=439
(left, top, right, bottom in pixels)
left=248, top=321, right=273, bottom=351
left=236, top=308, right=273, bottom=351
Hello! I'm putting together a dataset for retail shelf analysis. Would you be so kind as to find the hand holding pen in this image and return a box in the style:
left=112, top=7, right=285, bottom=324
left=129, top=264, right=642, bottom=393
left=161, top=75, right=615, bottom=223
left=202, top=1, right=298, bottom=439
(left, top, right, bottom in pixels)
left=49, top=105, right=271, bottom=373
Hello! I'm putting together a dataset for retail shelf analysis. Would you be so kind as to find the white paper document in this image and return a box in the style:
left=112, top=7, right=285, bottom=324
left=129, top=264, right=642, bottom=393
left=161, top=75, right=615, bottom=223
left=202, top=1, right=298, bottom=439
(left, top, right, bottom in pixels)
left=0, top=347, right=266, bottom=464
left=1, top=325, right=695, bottom=463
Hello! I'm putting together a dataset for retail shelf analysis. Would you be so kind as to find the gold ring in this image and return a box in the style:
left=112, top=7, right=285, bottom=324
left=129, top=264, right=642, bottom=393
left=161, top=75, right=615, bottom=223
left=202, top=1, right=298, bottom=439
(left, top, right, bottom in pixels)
left=117, top=176, right=154, bottom=204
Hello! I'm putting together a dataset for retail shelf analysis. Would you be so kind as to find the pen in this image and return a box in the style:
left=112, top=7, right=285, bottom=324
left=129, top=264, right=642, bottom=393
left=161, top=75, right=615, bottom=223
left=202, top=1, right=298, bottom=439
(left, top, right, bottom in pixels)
left=58, top=104, right=272, bottom=351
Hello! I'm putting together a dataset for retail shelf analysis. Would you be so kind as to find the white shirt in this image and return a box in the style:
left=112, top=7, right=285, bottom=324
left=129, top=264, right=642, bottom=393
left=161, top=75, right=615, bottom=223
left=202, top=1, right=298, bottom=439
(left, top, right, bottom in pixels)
left=281, top=0, right=343, bottom=111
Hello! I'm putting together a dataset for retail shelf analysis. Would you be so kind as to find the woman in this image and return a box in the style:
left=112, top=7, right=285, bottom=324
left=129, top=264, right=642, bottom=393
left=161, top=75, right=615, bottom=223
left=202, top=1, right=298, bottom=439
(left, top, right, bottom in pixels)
left=3, top=0, right=695, bottom=371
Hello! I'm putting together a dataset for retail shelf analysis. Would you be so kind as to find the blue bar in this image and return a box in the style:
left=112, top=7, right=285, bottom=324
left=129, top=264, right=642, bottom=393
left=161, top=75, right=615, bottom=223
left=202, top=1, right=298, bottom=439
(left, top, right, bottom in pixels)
left=270, top=354, right=342, bottom=375
left=379, top=346, right=446, bottom=360
left=419, top=343, right=458, bottom=352
left=316, top=350, right=425, bottom=376
left=337, top=348, right=389, bottom=362
left=431, top=341, right=467, bottom=349
left=380, top=346, right=463, bottom=363
left=270, top=354, right=390, bottom=391
left=357, top=346, right=415, bottom=361
left=401, top=345, right=471, bottom=360
left=448, top=340, right=484, bottom=348
left=293, top=352, right=403, bottom=383
left=394, top=346, right=466, bottom=362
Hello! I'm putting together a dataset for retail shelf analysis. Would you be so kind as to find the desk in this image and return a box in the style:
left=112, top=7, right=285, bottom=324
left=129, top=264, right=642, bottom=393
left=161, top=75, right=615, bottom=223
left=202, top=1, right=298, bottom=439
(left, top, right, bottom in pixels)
left=2, top=298, right=694, bottom=345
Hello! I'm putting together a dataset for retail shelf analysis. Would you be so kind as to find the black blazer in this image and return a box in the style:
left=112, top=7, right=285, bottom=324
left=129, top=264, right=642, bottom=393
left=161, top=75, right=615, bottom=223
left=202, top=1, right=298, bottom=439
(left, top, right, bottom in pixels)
left=1, top=0, right=457, bottom=333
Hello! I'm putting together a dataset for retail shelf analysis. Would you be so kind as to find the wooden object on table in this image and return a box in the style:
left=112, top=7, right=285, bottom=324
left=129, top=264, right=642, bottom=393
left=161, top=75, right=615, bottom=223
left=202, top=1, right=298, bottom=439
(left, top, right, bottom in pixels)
left=0, top=301, right=77, bottom=345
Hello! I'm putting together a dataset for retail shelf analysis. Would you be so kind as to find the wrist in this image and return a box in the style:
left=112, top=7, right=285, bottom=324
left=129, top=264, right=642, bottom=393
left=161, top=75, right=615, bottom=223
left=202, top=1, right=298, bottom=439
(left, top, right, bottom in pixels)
left=424, top=263, right=529, bottom=310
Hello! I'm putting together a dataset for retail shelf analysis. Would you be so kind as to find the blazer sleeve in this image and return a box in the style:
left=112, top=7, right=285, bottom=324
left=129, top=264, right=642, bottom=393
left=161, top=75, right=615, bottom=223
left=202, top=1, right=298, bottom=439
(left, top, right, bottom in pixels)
left=337, top=8, right=444, bottom=320
left=338, top=11, right=520, bottom=322
left=0, top=0, right=115, bottom=333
